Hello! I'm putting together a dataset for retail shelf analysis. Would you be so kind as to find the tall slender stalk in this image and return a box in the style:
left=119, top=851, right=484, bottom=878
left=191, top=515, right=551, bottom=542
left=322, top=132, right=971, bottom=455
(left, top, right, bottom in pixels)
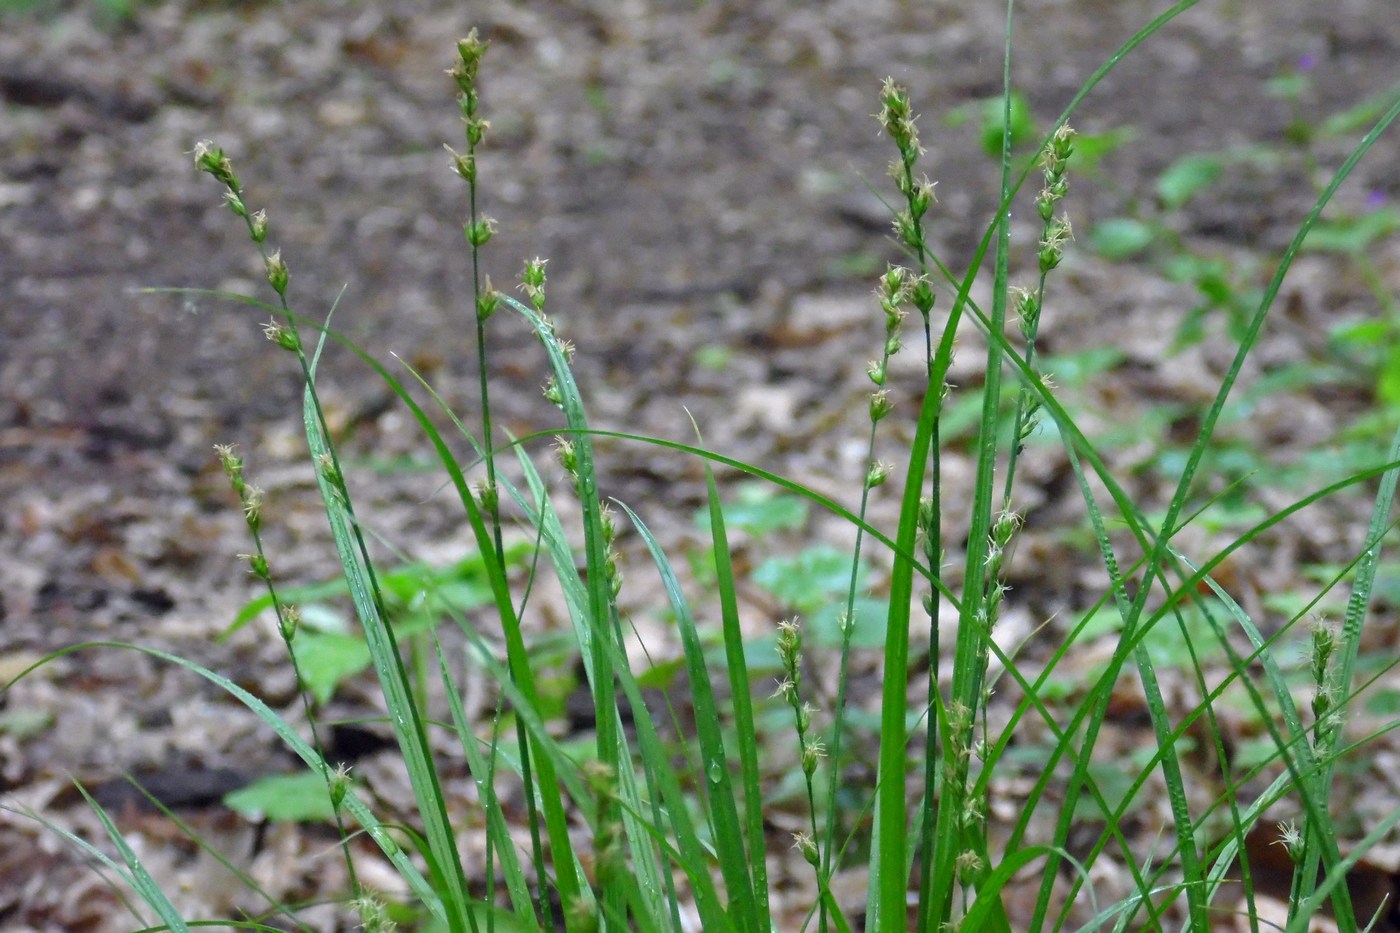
left=446, top=33, right=556, bottom=927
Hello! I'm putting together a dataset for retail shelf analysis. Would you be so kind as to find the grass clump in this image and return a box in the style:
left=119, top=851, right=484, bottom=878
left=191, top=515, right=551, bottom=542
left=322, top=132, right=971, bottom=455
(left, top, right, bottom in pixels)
left=9, top=4, right=1400, bottom=932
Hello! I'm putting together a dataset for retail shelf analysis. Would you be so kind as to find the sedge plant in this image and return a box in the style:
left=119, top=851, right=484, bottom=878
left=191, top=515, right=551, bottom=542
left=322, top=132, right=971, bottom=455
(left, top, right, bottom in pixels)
left=7, top=3, right=1400, bottom=932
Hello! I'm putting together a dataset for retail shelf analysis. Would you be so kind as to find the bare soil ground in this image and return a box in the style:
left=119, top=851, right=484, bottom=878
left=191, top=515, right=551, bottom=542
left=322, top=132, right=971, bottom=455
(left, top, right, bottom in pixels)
left=3, top=0, right=1400, bottom=929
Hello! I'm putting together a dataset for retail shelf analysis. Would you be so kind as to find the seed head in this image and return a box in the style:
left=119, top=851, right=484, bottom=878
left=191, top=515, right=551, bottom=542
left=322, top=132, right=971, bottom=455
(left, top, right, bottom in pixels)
left=241, top=484, right=264, bottom=532
left=869, top=389, right=893, bottom=423
left=1274, top=820, right=1304, bottom=865
left=992, top=509, right=1022, bottom=550
left=555, top=437, right=577, bottom=475
left=1309, top=615, right=1337, bottom=682
left=910, top=275, right=936, bottom=316
left=241, top=552, right=270, bottom=580
left=474, top=480, right=498, bottom=513
left=465, top=116, right=489, bottom=147
left=446, top=144, right=475, bottom=183
left=279, top=604, right=301, bottom=642
left=329, top=763, right=352, bottom=810
left=877, top=78, right=922, bottom=164
left=892, top=209, right=920, bottom=250
left=1038, top=216, right=1073, bottom=273
left=477, top=275, right=500, bottom=320
left=521, top=257, right=548, bottom=310
left=910, top=177, right=937, bottom=219
left=192, top=139, right=238, bottom=188
left=264, top=250, right=289, bottom=295
left=955, top=849, right=984, bottom=883
left=222, top=190, right=247, bottom=219
left=261, top=317, right=299, bottom=352
left=465, top=216, right=496, bottom=248
left=542, top=376, right=563, bottom=408
left=792, top=832, right=819, bottom=868
left=1044, top=123, right=1076, bottom=177
left=866, top=460, right=893, bottom=489
left=215, top=443, right=243, bottom=482
left=450, top=30, right=489, bottom=92
left=354, top=894, right=396, bottom=933
left=314, top=451, right=342, bottom=490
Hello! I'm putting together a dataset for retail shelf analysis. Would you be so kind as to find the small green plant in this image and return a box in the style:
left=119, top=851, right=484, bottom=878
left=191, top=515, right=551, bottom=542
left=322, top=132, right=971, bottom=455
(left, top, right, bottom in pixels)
left=688, top=484, right=889, bottom=651
left=947, top=89, right=1040, bottom=159
left=0, top=0, right=155, bottom=23
left=1088, top=59, right=1400, bottom=410
left=8, top=5, right=1400, bottom=933
left=224, top=542, right=533, bottom=705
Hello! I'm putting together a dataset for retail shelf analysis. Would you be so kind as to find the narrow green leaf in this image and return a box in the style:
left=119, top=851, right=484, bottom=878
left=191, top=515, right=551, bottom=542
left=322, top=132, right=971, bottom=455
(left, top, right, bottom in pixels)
left=499, top=294, right=629, bottom=926
left=873, top=378, right=938, bottom=930
left=707, top=469, right=772, bottom=929
left=687, top=473, right=762, bottom=932
left=434, top=638, right=540, bottom=930
left=26, top=641, right=446, bottom=923
left=619, top=500, right=742, bottom=933
left=74, top=781, right=192, bottom=933
left=301, top=387, right=474, bottom=933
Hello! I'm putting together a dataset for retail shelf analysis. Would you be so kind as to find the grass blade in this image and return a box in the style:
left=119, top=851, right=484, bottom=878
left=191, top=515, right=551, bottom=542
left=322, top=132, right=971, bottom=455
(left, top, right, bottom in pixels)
left=300, top=385, right=475, bottom=933
left=434, top=637, right=540, bottom=930
left=72, top=781, right=192, bottom=933
left=703, top=466, right=770, bottom=928
left=872, top=372, right=939, bottom=929
left=15, top=641, right=448, bottom=924
left=619, top=499, right=745, bottom=933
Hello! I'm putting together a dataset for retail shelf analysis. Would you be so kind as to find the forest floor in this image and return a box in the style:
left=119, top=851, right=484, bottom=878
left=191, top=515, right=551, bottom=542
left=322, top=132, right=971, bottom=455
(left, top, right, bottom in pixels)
left=3, top=0, right=1400, bottom=929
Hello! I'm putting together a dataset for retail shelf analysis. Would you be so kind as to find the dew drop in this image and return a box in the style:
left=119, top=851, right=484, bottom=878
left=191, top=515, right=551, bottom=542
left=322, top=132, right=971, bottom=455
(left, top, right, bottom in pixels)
left=707, top=760, right=724, bottom=784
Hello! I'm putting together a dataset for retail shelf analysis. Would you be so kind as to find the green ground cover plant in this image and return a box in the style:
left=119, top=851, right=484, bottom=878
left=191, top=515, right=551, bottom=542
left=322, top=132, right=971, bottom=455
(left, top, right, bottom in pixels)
left=0, top=0, right=152, bottom=23
left=1085, top=62, right=1400, bottom=386
left=9, top=2, right=1400, bottom=931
